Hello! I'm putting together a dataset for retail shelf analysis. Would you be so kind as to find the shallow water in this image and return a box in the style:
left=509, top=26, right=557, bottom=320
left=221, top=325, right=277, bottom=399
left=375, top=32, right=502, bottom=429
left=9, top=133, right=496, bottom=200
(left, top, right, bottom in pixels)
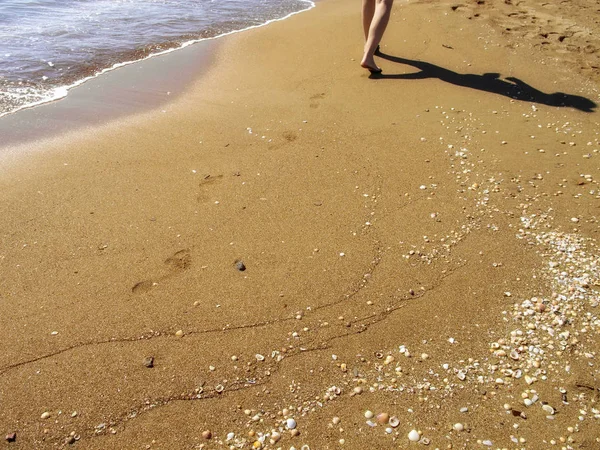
left=0, top=0, right=313, bottom=117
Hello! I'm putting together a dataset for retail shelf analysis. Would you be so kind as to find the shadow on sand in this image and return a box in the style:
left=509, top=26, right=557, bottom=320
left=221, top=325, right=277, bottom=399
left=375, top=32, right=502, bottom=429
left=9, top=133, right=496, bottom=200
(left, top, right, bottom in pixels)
left=372, top=53, right=597, bottom=113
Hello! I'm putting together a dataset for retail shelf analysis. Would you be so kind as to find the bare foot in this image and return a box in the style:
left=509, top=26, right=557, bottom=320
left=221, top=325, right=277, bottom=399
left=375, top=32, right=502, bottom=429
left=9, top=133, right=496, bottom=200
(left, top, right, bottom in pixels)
left=360, top=57, right=382, bottom=73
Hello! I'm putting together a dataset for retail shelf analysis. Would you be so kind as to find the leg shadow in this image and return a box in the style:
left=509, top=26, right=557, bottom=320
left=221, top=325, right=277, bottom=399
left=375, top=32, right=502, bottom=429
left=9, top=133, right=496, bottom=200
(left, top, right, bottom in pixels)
left=372, top=53, right=596, bottom=113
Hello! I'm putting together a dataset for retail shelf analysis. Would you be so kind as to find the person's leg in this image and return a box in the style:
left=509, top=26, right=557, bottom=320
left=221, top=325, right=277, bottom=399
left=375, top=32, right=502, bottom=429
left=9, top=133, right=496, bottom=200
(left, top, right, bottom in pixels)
left=362, top=0, right=376, bottom=41
left=361, top=0, right=394, bottom=72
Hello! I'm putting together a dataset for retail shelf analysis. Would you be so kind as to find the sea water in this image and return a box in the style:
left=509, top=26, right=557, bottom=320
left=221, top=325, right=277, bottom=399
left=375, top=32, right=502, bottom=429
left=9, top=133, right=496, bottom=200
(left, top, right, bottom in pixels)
left=0, top=0, right=314, bottom=117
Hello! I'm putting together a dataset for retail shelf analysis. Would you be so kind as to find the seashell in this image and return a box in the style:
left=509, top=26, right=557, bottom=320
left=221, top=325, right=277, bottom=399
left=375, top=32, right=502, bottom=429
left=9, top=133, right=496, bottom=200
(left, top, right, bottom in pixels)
left=255, top=354, right=265, bottom=361
left=419, top=437, right=431, bottom=445
left=457, top=371, right=466, bottom=381
left=376, top=413, right=389, bottom=425
left=215, top=384, right=224, bottom=393
left=453, top=423, right=464, bottom=432
left=385, top=427, right=393, bottom=434
left=40, top=412, right=51, bottom=420
left=301, top=446, right=311, bottom=450
left=388, top=416, right=400, bottom=428
left=364, top=410, right=374, bottom=419
left=510, top=350, right=520, bottom=360
left=270, top=432, right=281, bottom=443
left=366, top=420, right=376, bottom=427
left=286, top=418, right=297, bottom=430
left=408, top=430, right=420, bottom=442
left=542, top=404, right=555, bottom=415
left=375, top=352, right=384, bottom=359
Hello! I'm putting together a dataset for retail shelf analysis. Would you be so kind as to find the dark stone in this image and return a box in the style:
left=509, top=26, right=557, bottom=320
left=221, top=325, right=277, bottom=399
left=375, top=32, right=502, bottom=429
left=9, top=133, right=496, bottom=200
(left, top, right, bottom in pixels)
left=66, top=436, right=76, bottom=445
left=235, top=260, right=246, bottom=271
left=143, top=356, right=154, bottom=368
left=5, top=433, right=16, bottom=443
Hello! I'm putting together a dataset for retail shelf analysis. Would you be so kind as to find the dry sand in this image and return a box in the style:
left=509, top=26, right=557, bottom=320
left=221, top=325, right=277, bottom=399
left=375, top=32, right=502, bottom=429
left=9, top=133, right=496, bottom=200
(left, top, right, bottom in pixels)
left=1, top=0, right=599, bottom=448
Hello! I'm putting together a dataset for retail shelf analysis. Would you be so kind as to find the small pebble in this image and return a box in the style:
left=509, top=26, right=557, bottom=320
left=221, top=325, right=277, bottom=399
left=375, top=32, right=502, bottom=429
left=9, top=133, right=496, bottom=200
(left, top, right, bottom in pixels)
left=286, top=418, right=297, bottom=430
left=364, top=410, right=374, bottom=419
left=202, top=430, right=212, bottom=439
left=41, top=412, right=51, bottom=420
left=5, top=433, right=16, bottom=443
left=143, top=356, right=154, bottom=368
left=175, top=330, right=184, bottom=337
left=235, top=260, right=246, bottom=271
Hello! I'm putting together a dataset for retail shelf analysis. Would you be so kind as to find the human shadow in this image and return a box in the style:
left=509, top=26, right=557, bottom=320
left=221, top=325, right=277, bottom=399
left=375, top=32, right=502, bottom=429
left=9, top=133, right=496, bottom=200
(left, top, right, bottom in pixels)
left=373, top=53, right=597, bottom=113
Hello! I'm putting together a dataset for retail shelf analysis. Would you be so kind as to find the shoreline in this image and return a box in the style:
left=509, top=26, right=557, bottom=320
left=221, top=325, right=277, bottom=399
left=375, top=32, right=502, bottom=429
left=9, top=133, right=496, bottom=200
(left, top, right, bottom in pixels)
left=0, top=0, right=316, bottom=152
left=0, top=0, right=599, bottom=448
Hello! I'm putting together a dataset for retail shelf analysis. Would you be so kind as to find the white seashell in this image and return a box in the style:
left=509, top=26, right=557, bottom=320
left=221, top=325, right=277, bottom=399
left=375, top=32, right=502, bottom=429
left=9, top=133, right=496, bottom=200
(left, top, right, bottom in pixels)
left=524, top=398, right=533, bottom=407
left=457, top=371, right=466, bottom=380
left=364, top=410, right=374, bottom=419
left=255, top=354, right=265, bottom=361
left=510, top=350, right=520, bottom=360
left=40, top=412, right=51, bottom=420
left=286, top=418, right=297, bottom=429
left=482, top=440, right=493, bottom=446
left=385, top=427, right=393, bottom=434
left=301, top=446, right=310, bottom=450
left=453, top=423, right=464, bottom=432
left=388, top=416, right=400, bottom=428
left=408, top=430, right=420, bottom=442
left=226, top=432, right=235, bottom=441
left=366, top=420, right=376, bottom=427
left=542, top=404, right=555, bottom=415
left=419, top=437, right=431, bottom=445
left=215, top=384, right=224, bottom=393
left=270, top=432, right=281, bottom=443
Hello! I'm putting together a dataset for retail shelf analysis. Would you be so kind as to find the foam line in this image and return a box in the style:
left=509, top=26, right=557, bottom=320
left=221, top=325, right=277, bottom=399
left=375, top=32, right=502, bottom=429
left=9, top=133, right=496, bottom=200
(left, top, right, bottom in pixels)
left=0, top=1, right=316, bottom=119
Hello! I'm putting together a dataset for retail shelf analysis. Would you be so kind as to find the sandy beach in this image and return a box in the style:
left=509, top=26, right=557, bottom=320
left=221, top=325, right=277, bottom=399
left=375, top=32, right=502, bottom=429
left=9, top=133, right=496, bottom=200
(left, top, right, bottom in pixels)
left=1, top=0, right=599, bottom=448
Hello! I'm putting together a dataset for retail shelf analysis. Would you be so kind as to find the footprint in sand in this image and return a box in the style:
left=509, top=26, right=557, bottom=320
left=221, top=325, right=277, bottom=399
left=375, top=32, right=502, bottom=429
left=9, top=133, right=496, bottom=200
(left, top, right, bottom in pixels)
left=196, top=174, right=223, bottom=203
left=309, top=92, right=326, bottom=109
left=131, top=249, right=192, bottom=294
left=282, top=131, right=297, bottom=142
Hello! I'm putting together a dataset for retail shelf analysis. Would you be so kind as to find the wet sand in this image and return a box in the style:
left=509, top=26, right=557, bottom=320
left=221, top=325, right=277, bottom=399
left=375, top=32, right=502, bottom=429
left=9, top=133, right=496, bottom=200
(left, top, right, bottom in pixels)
left=1, top=0, right=599, bottom=449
